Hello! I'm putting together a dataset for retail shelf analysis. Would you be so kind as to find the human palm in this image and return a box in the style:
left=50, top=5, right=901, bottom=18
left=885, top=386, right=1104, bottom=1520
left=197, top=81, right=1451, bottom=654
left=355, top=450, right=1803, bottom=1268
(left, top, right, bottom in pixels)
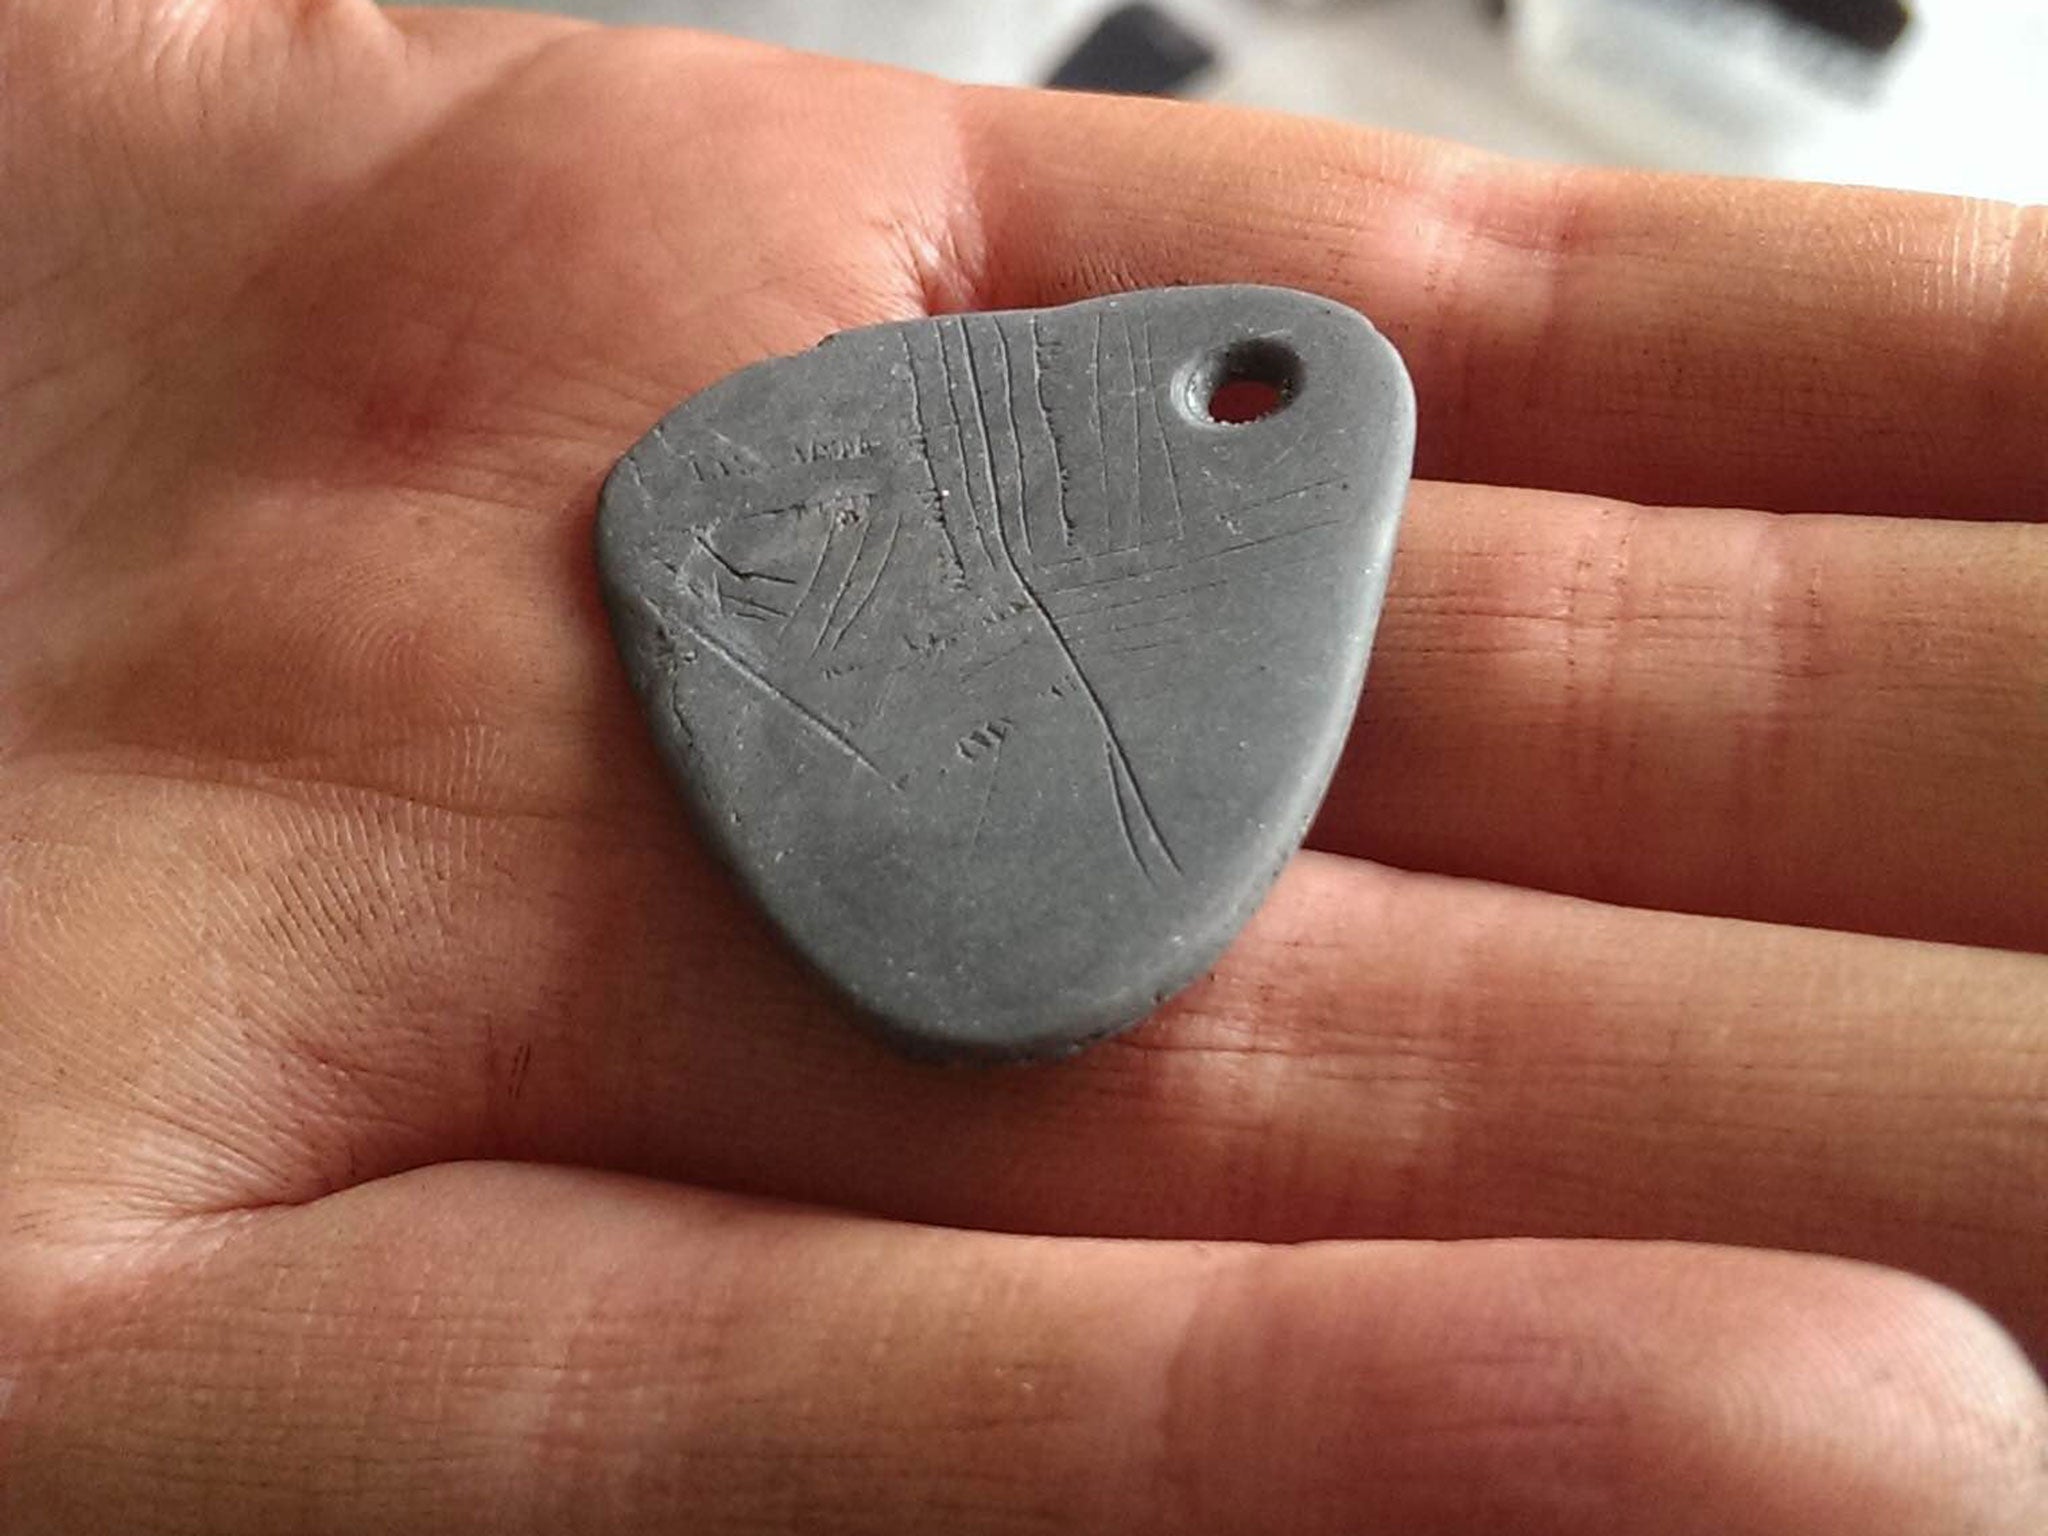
left=4, top=4, right=2045, bottom=1531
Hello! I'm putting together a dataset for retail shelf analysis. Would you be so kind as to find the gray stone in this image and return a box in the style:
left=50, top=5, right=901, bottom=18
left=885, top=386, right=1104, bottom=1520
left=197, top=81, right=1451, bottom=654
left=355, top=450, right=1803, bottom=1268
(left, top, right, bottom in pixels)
left=597, top=285, right=1414, bottom=1061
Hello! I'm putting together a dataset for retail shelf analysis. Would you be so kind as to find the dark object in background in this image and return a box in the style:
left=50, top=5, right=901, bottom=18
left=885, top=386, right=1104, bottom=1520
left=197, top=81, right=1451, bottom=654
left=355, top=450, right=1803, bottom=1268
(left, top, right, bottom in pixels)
left=596, top=286, right=1415, bottom=1062
left=1482, top=0, right=1911, bottom=55
left=1772, top=0, right=1910, bottom=53
left=1045, top=3, right=1217, bottom=96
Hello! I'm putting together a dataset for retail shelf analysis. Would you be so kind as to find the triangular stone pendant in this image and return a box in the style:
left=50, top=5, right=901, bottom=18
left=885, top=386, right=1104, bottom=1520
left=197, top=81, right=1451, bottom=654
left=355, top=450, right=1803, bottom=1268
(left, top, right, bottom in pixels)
left=598, top=285, right=1414, bottom=1060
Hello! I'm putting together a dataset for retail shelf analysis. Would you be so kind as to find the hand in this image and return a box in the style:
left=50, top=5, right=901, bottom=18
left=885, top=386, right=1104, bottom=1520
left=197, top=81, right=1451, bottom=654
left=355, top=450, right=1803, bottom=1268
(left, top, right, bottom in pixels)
left=4, top=4, right=2044, bottom=1531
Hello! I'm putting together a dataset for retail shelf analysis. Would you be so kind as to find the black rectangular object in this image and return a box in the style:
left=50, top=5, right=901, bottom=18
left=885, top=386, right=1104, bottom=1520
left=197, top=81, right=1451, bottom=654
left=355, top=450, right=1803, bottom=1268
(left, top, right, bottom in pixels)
left=1046, top=3, right=1216, bottom=97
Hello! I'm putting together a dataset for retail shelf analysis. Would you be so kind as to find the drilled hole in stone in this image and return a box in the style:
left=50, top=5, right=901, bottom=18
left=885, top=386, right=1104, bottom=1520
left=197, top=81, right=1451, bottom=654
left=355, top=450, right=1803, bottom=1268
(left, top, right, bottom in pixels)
left=1184, top=337, right=1302, bottom=426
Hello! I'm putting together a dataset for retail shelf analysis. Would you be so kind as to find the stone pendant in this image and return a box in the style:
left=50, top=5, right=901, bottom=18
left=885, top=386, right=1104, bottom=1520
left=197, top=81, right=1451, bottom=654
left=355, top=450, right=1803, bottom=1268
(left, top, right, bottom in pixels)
left=597, top=285, right=1414, bottom=1061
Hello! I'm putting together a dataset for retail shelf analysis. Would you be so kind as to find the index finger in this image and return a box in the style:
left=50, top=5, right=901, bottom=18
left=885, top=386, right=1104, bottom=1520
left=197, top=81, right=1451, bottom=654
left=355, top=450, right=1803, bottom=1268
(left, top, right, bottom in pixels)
left=956, top=89, right=2046, bottom=519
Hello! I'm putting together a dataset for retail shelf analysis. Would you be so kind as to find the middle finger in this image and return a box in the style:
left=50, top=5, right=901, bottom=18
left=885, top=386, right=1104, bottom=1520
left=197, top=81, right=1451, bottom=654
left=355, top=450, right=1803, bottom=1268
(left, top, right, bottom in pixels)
left=1317, top=480, right=2048, bottom=952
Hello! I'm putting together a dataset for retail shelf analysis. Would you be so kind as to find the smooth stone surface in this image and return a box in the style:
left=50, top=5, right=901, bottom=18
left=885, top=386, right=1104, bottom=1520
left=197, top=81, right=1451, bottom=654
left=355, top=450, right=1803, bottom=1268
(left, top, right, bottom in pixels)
left=597, top=285, right=1414, bottom=1060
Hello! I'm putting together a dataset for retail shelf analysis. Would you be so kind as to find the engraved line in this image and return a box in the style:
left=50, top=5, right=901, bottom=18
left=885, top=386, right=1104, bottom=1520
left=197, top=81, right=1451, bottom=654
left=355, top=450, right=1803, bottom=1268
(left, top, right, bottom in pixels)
left=679, top=619, right=888, bottom=783
left=694, top=533, right=799, bottom=586
left=1205, top=514, right=1347, bottom=559
left=1105, top=744, right=1146, bottom=877
left=1093, top=632, right=1186, bottom=660
left=1110, top=670, right=1199, bottom=709
left=1050, top=580, right=1181, bottom=622
left=956, top=628, right=1034, bottom=682
left=1069, top=605, right=1201, bottom=645
left=699, top=423, right=763, bottom=466
left=966, top=734, right=1006, bottom=860
left=1059, top=587, right=1202, bottom=629
left=1053, top=546, right=1335, bottom=628
left=809, top=513, right=870, bottom=657
left=725, top=592, right=789, bottom=622
left=775, top=512, right=838, bottom=650
left=666, top=690, right=696, bottom=761
left=820, top=650, right=898, bottom=679
left=900, top=332, right=938, bottom=486
left=1102, top=643, right=1193, bottom=676
left=1122, top=313, right=1143, bottom=555
left=960, top=318, right=1019, bottom=575
left=939, top=320, right=1002, bottom=575
left=1030, top=549, right=1127, bottom=576
left=975, top=448, right=1181, bottom=877
left=863, top=656, right=905, bottom=728
left=1231, top=476, right=1348, bottom=521
left=795, top=534, right=835, bottom=631
left=1058, top=547, right=1337, bottom=633
left=635, top=592, right=673, bottom=645
left=900, top=330, right=972, bottom=581
left=923, top=327, right=978, bottom=567
left=1106, top=744, right=1180, bottom=883
left=1051, top=516, right=1347, bottom=612
left=634, top=595, right=703, bottom=762
left=1091, top=311, right=1110, bottom=545
left=1042, top=560, right=1164, bottom=598
left=827, top=500, right=903, bottom=652
left=1028, top=314, right=1075, bottom=545
left=1143, top=315, right=1188, bottom=541
left=991, top=317, right=1033, bottom=563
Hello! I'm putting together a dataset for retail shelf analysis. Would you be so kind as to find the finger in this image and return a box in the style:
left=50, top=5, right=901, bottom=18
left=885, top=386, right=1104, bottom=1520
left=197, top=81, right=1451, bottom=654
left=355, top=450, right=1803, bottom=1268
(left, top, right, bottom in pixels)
left=28, top=23, right=2040, bottom=536
left=952, top=87, right=2048, bottom=518
left=1312, top=482, right=2048, bottom=953
left=14, top=684, right=2048, bottom=1359
left=11, top=1166, right=2045, bottom=1534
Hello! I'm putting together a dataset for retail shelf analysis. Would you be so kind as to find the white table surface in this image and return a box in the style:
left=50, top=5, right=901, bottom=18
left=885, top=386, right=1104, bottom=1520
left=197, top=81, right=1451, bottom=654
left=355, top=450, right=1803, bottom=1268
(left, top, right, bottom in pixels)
left=398, top=0, right=2045, bottom=201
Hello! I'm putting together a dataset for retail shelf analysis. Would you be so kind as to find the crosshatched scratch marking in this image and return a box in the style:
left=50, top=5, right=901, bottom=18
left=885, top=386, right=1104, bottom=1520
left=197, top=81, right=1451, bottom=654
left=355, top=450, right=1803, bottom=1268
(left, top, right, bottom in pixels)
left=966, top=388, right=1183, bottom=881
left=827, top=504, right=903, bottom=653
left=810, top=513, right=871, bottom=656
left=764, top=511, right=837, bottom=646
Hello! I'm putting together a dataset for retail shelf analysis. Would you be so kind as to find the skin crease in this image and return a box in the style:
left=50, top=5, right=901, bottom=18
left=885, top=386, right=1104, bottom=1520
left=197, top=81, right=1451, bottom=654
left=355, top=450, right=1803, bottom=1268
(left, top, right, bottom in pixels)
left=2, top=1, right=2046, bottom=1532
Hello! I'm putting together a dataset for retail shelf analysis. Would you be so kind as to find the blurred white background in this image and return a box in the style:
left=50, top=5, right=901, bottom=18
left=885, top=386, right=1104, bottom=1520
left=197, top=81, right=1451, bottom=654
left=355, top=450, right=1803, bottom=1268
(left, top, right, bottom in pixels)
left=402, top=0, right=2045, bottom=201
